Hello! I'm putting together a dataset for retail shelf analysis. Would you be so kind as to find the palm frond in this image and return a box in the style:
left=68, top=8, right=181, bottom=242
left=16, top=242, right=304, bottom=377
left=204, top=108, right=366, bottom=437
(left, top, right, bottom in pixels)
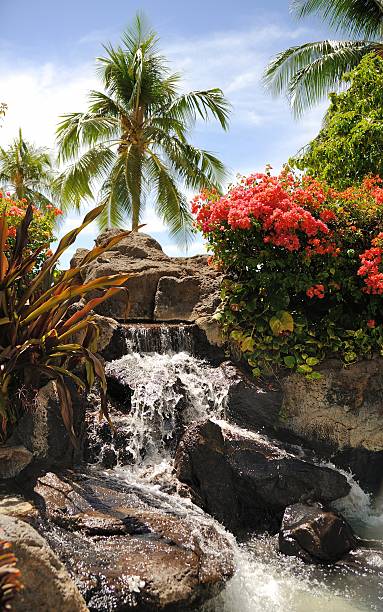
left=264, top=39, right=380, bottom=115
left=58, top=146, right=116, bottom=211
left=57, top=112, right=118, bottom=162
left=146, top=152, right=194, bottom=248
left=292, top=0, right=383, bottom=39
left=169, top=89, right=231, bottom=130
left=98, top=156, right=132, bottom=228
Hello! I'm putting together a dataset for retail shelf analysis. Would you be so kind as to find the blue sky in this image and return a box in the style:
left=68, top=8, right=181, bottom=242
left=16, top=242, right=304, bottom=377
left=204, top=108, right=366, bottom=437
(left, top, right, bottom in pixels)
left=0, top=0, right=334, bottom=265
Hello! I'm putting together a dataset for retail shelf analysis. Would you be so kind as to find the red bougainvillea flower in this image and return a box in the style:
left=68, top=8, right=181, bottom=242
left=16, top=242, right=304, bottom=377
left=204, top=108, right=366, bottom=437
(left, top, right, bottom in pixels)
left=306, top=284, right=325, bottom=299
left=367, top=319, right=376, bottom=328
left=358, top=233, right=383, bottom=294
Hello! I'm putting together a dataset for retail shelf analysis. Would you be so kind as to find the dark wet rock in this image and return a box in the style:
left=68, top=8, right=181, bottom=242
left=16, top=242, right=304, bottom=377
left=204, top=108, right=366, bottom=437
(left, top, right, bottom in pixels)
left=0, top=446, right=33, bottom=479
left=175, top=419, right=350, bottom=532
left=222, top=362, right=283, bottom=431
left=279, top=503, right=358, bottom=563
left=0, top=514, right=87, bottom=612
left=7, top=381, right=87, bottom=471
left=30, top=471, right=234, bottom=611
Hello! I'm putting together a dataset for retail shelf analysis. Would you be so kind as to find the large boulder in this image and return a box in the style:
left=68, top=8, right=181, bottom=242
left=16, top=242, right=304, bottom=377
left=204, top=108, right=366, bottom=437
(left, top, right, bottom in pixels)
left=281, top=358, right=383, bottom=491
left=72, top=231, right=223, bottom=344
left=279, top=503, right=358, bottom=563
left=175, top=419, right=350, bottom=531
left=0, top=446, right=32, bottom=479
left=0, top=514, right=87, bottom=612
left=30, top=471, right=234, bottom=611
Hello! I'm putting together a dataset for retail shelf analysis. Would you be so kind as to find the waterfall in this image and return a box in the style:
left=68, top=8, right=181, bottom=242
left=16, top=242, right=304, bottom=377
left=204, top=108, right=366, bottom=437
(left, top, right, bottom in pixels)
left=87, top=324, right=230, bottom=482
left=87, top=323, right=383, bottom=612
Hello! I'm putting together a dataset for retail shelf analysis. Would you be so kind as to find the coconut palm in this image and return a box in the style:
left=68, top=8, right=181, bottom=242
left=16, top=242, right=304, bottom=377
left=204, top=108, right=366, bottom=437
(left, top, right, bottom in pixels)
left=57, top=15, right=230, bottom=245
left=264, top=0, right=383, bottom=116
left=0, top=128, right=58, bottom=208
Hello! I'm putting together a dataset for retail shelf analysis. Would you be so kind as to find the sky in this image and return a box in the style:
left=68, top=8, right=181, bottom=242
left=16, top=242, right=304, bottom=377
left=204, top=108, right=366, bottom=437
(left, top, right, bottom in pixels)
left=0, top=0, right=334, bottom=266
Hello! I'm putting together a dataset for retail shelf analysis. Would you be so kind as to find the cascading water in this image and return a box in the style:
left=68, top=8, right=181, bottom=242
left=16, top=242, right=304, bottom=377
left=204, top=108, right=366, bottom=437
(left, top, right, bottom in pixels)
left=90, top=323, right=383, bottom=612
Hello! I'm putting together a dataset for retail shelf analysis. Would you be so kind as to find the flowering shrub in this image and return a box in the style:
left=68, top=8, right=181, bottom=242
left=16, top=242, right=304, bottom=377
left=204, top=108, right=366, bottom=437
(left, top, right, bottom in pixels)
left=0, top=192, right=61, bottom=271
left=193, top=170, right=383, bottom=378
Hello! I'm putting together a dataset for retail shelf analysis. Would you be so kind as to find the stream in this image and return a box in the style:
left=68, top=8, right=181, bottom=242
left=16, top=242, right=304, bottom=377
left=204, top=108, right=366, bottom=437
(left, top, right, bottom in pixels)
left=89, top=324, right=383, bottom=612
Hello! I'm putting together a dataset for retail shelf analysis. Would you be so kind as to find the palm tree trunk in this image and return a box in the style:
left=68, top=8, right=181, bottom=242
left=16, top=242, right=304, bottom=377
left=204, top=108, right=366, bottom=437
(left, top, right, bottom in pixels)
left=132, top=192, right=140, bottom=230
left=131, top=153, right=142, bottom=231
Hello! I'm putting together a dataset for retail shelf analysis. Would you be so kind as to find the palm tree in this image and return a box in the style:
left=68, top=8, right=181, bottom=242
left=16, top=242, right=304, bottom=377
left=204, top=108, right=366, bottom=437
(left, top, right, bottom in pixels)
left=0, top=128, right=58, bottom=208
left=264, top=0, right=383, bottom=116
left=57, top=15, right=230, bottom=245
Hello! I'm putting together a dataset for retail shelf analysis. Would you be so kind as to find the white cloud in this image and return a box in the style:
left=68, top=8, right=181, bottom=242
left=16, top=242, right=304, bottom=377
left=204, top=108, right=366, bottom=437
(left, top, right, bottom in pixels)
left=0, top=60, right=97, bottom=150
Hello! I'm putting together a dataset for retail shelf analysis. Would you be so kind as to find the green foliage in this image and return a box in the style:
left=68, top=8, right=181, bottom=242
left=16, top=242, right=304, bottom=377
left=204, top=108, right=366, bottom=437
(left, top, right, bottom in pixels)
left=292, top=54, right=383, bottom=188
left=0, top=540, right=22, bottom=610
left=290, top=54, right=383, bottom=189
left=264, top=0, right=383, bottom=115
left=0, top=203, right=131, bottom=443
left=57, top=13, right=230, bottom=245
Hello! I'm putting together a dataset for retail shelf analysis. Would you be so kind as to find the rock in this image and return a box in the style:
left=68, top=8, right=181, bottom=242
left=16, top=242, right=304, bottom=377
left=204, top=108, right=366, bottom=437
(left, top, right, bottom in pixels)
left=74, top=231, right=223, bottom=338
left=154, top=275, right=201, bottom=320
left=0, top=446, right=32, bottom=479
left=31, top=471, right=234, bottom=610
left=0, top=492, right=36, bottom=519
left=175, top=419, right=350, bottom=531
left=279, top=503, right=358, bottom=563
left=282, top=358, right=383, bottom=451
left=8, top=381, right=87, bottom=469
left=0, top=514, right=87, bottom=612
left=281, top=358, right=383, bottom=491
left=221, top=362, right=283, bottom=431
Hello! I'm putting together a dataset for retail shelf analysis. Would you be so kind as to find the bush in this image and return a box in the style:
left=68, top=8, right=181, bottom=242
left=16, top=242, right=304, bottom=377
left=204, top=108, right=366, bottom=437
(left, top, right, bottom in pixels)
left=0, top=191, right=59, bottom=272
left=0, top=203, right=130, bottom=442
left=193, top=170, right=383, bottom=378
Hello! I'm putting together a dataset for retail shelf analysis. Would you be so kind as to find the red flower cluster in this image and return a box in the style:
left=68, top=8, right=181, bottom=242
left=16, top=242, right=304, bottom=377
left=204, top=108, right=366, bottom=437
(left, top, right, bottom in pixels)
left=306, top=284, right=325, bottom=299
left=193, top=173, right=331, bottom=253
left=358, top=233, right=383, bottom=294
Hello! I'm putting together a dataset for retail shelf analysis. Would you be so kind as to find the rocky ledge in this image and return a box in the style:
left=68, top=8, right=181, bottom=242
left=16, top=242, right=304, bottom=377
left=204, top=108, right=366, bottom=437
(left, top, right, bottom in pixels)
left=29, top=471, right=234, bottom=611
left=71, top=230, right=224, bottom=346
left=175, top=419, right=350, bottom=532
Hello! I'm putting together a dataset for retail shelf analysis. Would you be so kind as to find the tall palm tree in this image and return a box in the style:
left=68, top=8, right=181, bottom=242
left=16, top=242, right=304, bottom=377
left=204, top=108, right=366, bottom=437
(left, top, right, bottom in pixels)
left=264, top=0, right=383, bottom=116
left=0, top=128, right=58, bottom=208
left=57, top=15, right=230, bottom=245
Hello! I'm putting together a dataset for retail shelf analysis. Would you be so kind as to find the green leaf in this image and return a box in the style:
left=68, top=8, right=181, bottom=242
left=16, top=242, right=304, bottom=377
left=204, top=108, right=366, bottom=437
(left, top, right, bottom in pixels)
left=306, top=371, right=322, bottom=381
left=297, top=364, right=313, bottom=374
left=306, top=357, right=319, bottom=366
left=284, top=355, right=296, bottom=368
left=240, top=336, right=255, bottom=352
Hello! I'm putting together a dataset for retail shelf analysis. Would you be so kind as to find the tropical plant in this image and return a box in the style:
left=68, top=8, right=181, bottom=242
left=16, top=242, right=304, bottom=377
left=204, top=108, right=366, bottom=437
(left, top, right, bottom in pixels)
left=291, top=53, right=383, bottom=188
left=0, top=202, right=131, bottom=443
left=57, top=14, right=230, bottom=244
left=193, top=170, right=383, bottom=378
left=264, top=0, right=383, bottom=115
left=0, top=129, right=58, bottom=211
left=0, top=540, right=22, bottom=611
